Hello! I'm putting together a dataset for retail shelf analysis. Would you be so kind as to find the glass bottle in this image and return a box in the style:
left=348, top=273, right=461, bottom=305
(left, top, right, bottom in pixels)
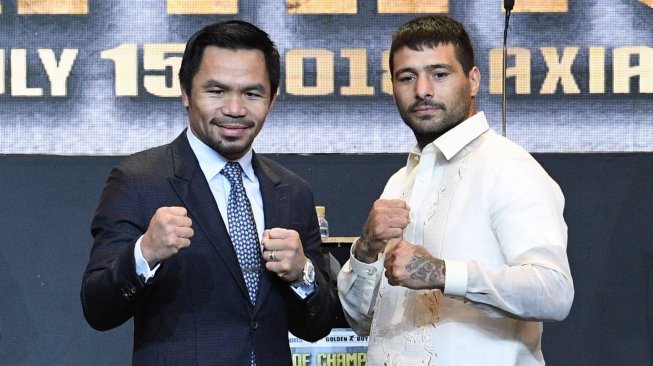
left=315, top=206, right=329, bottom=238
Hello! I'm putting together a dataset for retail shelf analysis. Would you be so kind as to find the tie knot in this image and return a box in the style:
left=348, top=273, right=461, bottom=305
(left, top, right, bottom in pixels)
left=221, top=161, right=243, bottom=186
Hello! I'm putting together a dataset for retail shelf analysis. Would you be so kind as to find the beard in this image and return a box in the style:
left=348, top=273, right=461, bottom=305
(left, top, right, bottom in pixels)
left=399, top=93, right=472, bottom=146
left=205, top=117, right=260, bottom=160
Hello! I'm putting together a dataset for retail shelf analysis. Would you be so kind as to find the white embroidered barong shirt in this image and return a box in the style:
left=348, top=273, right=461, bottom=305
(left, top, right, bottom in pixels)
left=338, top=112, right=574, bottom=366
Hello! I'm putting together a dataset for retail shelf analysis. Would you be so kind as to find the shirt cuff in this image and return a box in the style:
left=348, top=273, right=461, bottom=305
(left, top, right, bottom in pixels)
left=443, top=259, right=468, bottom=297
left=349, top=239, right=384, bottom=279
left=134, top=236, right=160, bottom=281
left=290, top=281, right=316, bottom=300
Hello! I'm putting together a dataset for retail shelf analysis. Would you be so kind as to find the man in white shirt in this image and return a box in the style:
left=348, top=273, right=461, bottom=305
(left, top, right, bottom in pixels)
left=337, top=15, right=574, bottom=365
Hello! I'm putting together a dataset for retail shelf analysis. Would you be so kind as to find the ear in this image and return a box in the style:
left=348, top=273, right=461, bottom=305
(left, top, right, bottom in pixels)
left=468, top=66, right=481, bottom=97
left=181, top=87, right=190, bottom=108
left=268, top=91, right=278, bottom=110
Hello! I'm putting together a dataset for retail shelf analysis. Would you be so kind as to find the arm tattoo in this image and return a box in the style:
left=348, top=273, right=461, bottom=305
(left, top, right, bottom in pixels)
left=405, top=251, right=445, bottom=288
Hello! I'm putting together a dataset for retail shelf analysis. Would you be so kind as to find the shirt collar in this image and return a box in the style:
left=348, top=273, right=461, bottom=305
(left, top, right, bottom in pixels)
left=409, top=111, right=490, bottom=161
left=186, top=128, right=255, bottom=183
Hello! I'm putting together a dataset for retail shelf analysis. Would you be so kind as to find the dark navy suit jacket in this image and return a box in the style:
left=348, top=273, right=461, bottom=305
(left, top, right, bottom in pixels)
left=81, top=131, right=337, bottom=365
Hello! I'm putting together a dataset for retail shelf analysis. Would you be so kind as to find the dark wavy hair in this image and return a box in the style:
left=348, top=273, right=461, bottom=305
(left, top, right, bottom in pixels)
left=389, top=15, right=476, bottom=77
left=178, top=20, right=280, bottom=98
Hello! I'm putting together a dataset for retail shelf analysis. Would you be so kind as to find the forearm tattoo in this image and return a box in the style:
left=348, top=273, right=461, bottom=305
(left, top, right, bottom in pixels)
left=405, top=250, right=445, bottom=288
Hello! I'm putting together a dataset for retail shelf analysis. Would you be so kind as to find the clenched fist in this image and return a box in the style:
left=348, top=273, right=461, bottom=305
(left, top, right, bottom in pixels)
left=141, top=206, right=194, bottom=267
left=384, top=240, right=445, bottom=290
left=261, top=228, right=307, bottom=283
left=354, top=199, right=410, bottom=263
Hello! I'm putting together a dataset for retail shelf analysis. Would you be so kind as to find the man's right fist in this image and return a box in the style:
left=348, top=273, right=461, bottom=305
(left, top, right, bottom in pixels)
left=141, top=206, right=194, bottom=267
left=354, top=199, right=410, bottom=263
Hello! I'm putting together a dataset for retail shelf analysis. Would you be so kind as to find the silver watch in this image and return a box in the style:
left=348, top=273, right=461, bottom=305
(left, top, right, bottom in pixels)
left=299, top=259, right=315, bottom=285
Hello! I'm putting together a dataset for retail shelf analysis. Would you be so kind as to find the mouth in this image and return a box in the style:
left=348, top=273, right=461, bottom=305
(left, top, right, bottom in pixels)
left=211, top=119, right=252, bottom=137
left=413, top=106, right=440, bottom=112
left=411, top=103, right=444, bottom=117
left=218, top=124, right=247, bottom=137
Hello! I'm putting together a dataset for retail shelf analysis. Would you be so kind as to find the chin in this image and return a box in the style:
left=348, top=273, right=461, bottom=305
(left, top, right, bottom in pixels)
left=216, top=141, right=251, bottom=159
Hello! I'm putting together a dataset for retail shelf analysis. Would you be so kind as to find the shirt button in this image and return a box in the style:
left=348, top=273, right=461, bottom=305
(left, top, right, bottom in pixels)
left=251, top=321, right=259, bottom=330
left=366, top=268, right=376, bottom=276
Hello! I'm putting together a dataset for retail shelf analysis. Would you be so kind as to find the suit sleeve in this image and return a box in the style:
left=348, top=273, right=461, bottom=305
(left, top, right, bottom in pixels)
left=80, top=164, right=153, bottom=331
left=283, top=188, right=340, bottom=342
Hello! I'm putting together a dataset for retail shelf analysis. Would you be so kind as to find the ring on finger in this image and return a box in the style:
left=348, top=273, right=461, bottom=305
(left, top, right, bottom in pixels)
left=269, top=250, right=277, bottom=261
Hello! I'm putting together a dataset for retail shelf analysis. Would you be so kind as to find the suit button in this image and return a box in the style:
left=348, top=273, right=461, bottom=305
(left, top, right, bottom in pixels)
left=121, top=284, right=137, bottom=298
left=251, top=321, right=259, bottom=330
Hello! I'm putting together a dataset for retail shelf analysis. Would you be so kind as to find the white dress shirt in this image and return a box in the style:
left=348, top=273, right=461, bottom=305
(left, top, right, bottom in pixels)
left=338, top=112, right=574, bottom=365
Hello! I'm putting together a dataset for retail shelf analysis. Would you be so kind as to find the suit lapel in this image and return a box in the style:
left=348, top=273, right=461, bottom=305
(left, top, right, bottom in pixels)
left=252, top=153, right=291, bottom=312
left=167, top=132, right=252, bottom=304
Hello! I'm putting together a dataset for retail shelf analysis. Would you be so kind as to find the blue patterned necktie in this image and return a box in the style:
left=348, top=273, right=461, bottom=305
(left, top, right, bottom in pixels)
left=221, top=162, right=261, bottom=304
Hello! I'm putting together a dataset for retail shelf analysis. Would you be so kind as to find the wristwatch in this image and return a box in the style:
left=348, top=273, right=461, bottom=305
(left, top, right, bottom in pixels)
left=296, top=258, right=315, bottom=286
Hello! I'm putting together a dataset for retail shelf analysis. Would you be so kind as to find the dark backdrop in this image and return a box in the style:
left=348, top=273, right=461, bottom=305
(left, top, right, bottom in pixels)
left=1, top=153, right=652, bottom=365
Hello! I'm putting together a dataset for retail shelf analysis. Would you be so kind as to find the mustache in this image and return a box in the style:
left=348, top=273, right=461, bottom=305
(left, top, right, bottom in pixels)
left=410, top=100, right=445, bottom=112
left=209, top=117, right=255, bottom=128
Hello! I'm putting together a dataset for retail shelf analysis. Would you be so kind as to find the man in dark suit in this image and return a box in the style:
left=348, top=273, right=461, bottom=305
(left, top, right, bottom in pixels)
left=81, top=20, right=338, bottom=365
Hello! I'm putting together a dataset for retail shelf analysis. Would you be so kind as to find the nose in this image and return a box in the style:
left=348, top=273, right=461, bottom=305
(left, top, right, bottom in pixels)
left=415, top=74, right=434, bottom=100
left=220, top=95, right=247, bottom=118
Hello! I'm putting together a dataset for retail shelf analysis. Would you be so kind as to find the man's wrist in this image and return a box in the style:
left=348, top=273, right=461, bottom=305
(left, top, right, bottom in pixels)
left=135, top=236, right=160, bottom=281
left=290, top=258, right=316, bottom=300
left=353, top=239, right=381, bottom=263
left=292, top=258, right=315, bottom=286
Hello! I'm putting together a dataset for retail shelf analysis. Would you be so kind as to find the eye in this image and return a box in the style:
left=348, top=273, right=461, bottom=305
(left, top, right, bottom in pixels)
left=244, top=91, right=264, bottom=99
left=396, top=74, right=415, bottom=83
left=433, top=72, right=449, bottom=80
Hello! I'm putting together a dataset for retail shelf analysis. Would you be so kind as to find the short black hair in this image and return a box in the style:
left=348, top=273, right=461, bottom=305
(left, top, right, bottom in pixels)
left=389, top=15, right=475, bottom=77
left=179, top=20, right=280, bottom=98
